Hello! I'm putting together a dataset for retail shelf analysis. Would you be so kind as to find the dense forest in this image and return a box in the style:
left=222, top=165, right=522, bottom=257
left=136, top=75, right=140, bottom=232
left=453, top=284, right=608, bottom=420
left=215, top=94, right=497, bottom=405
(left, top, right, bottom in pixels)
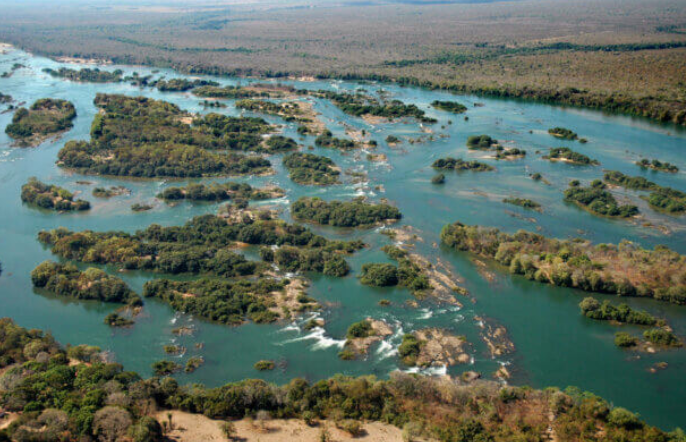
left=291, top=197, right=402, bottom=227
left=157, top=182, right=284, bottom=203
left=57, top=94, right=273, bottom=177
left=0, top=318, right=676, bottom=442
left=43, top=67, right=124, bottom=83
left=38, top=213, right=364, bottom=278
left=282, top=152, right=341, bottom=185
left=21, top=178, right=91, bottom=211
left=5, top=98, right=76, bottom=146
left=31, top=261, right=142, bottom=305
left=441, top=221, right=686, bottom=304
left=564, top=180, right=639, bottom=218
left=432, top=157, right=494, bottom=172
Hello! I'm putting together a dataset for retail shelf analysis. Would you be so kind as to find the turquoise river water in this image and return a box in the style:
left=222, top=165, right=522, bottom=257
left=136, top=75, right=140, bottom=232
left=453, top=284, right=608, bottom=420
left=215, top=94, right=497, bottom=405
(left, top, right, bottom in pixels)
left=0, top=46, right=685, bottom=429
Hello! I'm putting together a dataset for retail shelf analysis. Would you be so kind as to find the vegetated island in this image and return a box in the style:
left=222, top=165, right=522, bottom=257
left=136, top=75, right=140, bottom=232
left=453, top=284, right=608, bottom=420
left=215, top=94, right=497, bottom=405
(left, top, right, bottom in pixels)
left=282, top=152, right=341, bottom=185
left=5, top=98, right=76, bottom=147
left=440, top=221, right=686, bottom=304
left=398, top=328, right=471, bottom=368
left=604, top=170, right=686, bottom=214
left=315, top=129, right=375, bottom=150
left=548, top=127, right=582, bottom=141
left=157, top=182, right=284, bottom=203
left=0, top=317, right=673, bottom=442
left=57, top=94, right=276, bottom=178
left=92, top=186, right=130, bottom=198
left=466, top=134, right=499, bottom=150
left=291, top=197, right=402, bottom=228
left=38, top=211, right=364, bottom=278
left=21, top=178, right=91, bottom=211
left=543, top=147, right=599, bottom=165
left=636, top=158, right=679, bottom=173
left=564, top=179, right=639, bottom=218
left=579, top=297, right=664, bottom=326
left=432, top=157, right=494, bottom=172
left=309, top=89, right=437, bottom=124
left=338, top=318, right=393, bottom=360
left=431, top=100, right=467, bottom=114
left=359, top=245, right=431, bottom=298
left=152, top=78, right=218, bottom=92
left=31, top=260, right=142, bottom=306
left=236, top=98, right=327, bottom=135
left=43, top=67, right=124, bottom=83
left=143, top=276, right=317, bottom=326
left=503, top=197, right=542, bottom=211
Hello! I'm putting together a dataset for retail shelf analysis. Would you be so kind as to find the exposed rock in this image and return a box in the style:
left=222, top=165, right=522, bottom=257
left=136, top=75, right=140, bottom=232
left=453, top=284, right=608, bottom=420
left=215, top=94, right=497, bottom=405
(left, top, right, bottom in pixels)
left=414, top=328, right=471, bottom=368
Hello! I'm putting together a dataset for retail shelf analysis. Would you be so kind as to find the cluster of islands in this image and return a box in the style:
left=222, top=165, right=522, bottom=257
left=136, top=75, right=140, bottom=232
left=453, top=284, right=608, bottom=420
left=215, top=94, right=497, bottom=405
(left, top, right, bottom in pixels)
left=1, top=57, right=686, bottom=441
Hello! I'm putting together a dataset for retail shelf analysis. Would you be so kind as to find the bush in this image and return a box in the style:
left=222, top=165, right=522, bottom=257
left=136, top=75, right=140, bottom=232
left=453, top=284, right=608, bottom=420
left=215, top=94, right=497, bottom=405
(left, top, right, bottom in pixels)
left=614, top=332, right=637, bottom=347
left=359, top=263, right=399, bottom=287
left=254, top=360, right=276, bottom=371
left=608, top=407, right=642, bottom=429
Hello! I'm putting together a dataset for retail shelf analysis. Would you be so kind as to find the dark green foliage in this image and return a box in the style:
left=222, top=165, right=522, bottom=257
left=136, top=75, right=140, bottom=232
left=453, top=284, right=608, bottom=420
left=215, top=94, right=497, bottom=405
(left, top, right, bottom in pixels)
left=192, top=85, right=266, bottom=99
left=312, top=90, right=436, bottom=123
left=152, top=360, right=181, bottom=376
left=104, top=313, right=134, bottom=327
left=57, top=94, right=272, bottom=178
left=543, top=147, right=598, bottom=165
left=643, top=328, right=682, bottom=347
left=398, top=334, right=423, bottom=366
left=603, top=170, right=658, bottom=191
left=503, top=197, right=541, bottom=211
left=92, top=186, right=129, bottom=198
left=637, top=158, right=678, bottom=173
left=346, top=320, right=374, bottom=339
left=31, top=261, right=142, bottom=306
left=440, top=221, right=686, bottom=304
left=158, top=181, right=282, bottom=202
left=153, top=78, right=218, bottom=92
left=495, top=148, right=526, bottom=159
left=359, top=263, right=399, bottom=286
left=38, top=214, right=363, bottom=278
left=131, top=203, right=153, bottom=212
left=564, top=181, right=639, bottom=218
left=264, top=135, right=298, bottom=152
left=431, top=100, right=467, bottom=113
left=579, top=297, right=660, bottom=325
left=292, top=197, right=401, bottom=227
left=283, top=152, right=341, bottom=185
left=604, top=171, right=686, bottom=214
left=381, top=245, right=432, bottom=295
left=43, top=67, right=123, bottom=83
left=254, top=360, right=276, bottom=371
left=614, top=332, right=638, bottom=347
left=5, top=98, right=76, bottom=143
left=143, top=278, right=287, bottom=325
left=466, top=134, right=497, bottom=149
left=431, top=173, right=445, bottom=184
left=432, top=157, right=494, bottom=172
left=548, top=127, right=578, bottom=140
left=385, top=135, right=400, bottom=144
left=315, top=130, right=357, bottom=150
left=21, top=178, right=91, bottom=211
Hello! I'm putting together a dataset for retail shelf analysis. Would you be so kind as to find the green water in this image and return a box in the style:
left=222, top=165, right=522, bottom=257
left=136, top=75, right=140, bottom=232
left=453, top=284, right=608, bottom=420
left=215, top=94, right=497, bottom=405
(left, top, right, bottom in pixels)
left=1, top=47, right=685, bottom=430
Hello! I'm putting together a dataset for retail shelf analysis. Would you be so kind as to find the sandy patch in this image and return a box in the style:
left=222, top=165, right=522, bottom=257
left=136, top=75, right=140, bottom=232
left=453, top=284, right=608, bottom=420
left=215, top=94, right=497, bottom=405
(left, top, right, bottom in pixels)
left=155, top=411, right=404, bottom=442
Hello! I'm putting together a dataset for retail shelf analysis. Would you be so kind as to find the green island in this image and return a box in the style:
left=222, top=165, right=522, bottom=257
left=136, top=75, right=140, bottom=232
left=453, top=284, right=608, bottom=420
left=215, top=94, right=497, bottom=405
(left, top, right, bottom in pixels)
left=43, top=67, right=124, bottom=83
left=637, top=158, right=679, bottom=173
left=643, top=328, right=682, bottom=347
left=131, top=203, right=153, bottom=212
left=431, top=173, right=446, bottom=184
left=254, top=360, right=276, bottom=371
left=104, top=312, right=134, bottom=328
left=192, top=84, right=268, bottom=99
left=494, top=148, right=526, bottom=159
left=152, top=78, right=218, bottom=92
left=0, top=92, right=12, bottom=103
left=38, top=213, right=364, bottom=278
left=579, top=297, right=663, bottom=326
left=431, top=100, right=467, bottom=114
left=564, top=180, right=639, bottom=218
left=310, top=90, right=437, bottom=123
left=92, top=186, right=129, bottom=198
left=466, top=134, right=499, bottom=150
left=31, top=261, right=142, bottom=306
left=543, top=147, right=599, bottom=165
left=432, top=157, right=494, bottom=172
left=57, top=94, right=273, bottom=178
left=291, top=197, right=402, bottom=228
left=157, top=182, right=284, bottom=203
left=440, top=221, right=686, bottom=304
left=503, top=197, right=541, bottom=211
left=314, top=129, right=358, bottom=150
left=5, top=98, right=76, bottom=146
left=282, top=152, right=341, bottom=185
left=604, top=170, right=686, bottom=214
left=359, top=246, right=431, bottom=297
left=0, top=318, right=673, bottom=442
left=236, top=98, right=310, bottom=124
left=21, top=178, right=91, bottom=211
left=142, top=277, right=312, bottom=325
left=548, top=127, right=579, bottom=140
